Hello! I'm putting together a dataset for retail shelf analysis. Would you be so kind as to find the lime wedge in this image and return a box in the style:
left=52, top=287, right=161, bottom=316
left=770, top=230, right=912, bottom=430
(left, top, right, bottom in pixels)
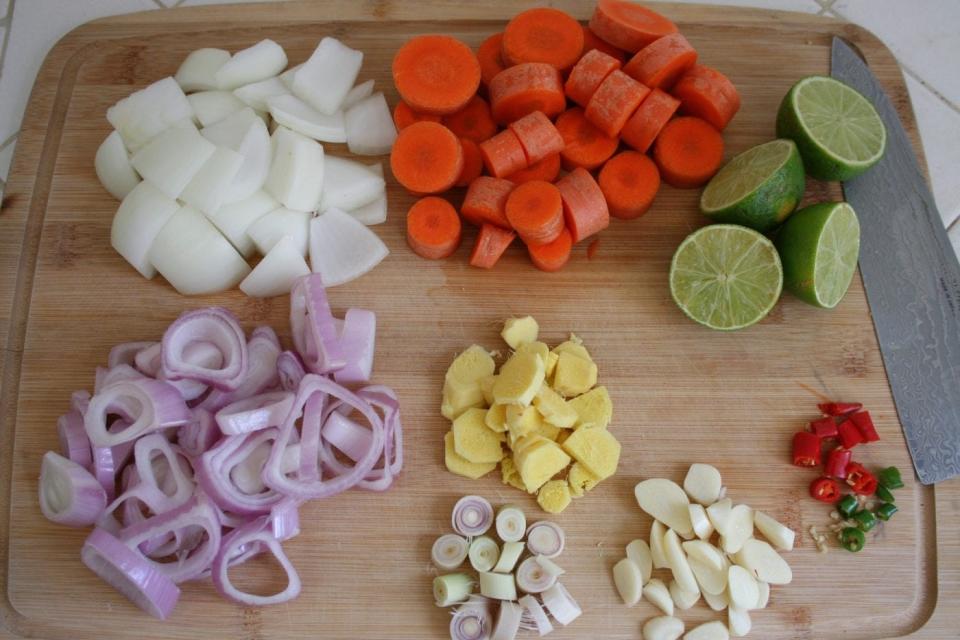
left=775, top=202, right=860, bottom=308
left=670, top=225, right=784, bottom=331
left=776, top=76, right=886, bottom=181
left=700, top=139, right=806, bottom=232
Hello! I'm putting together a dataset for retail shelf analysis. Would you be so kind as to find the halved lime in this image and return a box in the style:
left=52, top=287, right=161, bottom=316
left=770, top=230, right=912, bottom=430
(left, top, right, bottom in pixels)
left=670, top=225, right=784, bottom=331
left=775, top=202, right=860, bottom=308
left=700, top=139, right=806, bottom=232
left=776, top=76, right=886, bottom=181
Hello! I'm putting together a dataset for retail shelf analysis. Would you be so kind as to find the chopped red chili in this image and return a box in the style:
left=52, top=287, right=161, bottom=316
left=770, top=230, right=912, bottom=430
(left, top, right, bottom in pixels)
left=818, top=402, right=863, bottom=417
left=809, top=477, right=842, bottom=503
left=792, top=431, right=822, bottom=467
left=825, top=448, right=853, bottom=479
left=810, top=417, right=839, bottom=440
left=850, top=411, right=879, bottom=443
left=845, top=462, right=877, bottom=495
left=837, top=420, right=864, bottom=449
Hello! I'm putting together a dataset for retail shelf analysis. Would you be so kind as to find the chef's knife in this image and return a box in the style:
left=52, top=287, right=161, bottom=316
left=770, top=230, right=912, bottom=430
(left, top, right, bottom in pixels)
left=832, top=36, right=960, bottom=484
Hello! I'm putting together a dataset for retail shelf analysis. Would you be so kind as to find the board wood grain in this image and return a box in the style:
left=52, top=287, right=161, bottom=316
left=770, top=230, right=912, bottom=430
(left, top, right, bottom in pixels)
left=0, top=2, right=956, bottom=639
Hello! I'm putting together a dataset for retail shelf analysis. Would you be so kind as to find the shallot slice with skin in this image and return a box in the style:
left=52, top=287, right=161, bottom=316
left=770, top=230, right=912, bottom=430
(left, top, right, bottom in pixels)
left=541, top=582, right=582, bottom=626
left=211, top=516, right=302, bottom=606
left=519, top=595, right=553, bottom=637
left=277, top=350, right=306, bottom=391
left=197, top=427, right=288, bottom=515
left=289, top=275, right=346, bottom=374
left=215, top=391, right=295, bottom=436
left=39, top=452, right=108, bottom=527
left=108, top=341, right=156, bottom=369
left=85, top=378, right=192, bottom=448
left=332, top=308, right=376, bottom=385
left=161, top=307, right=248, bottom=391
left=432, top=534, right=469, bottom=570
left=200, top=326, right=281, bottom=412
left=515, top=556, right=558, bottom=594
left=57, top=410, right=93, bottom=468
left=452, top=495, right=494, bottom=537
left=178, top=409, right=221, bottom=458
left=526, top=521, right=565, bottom=558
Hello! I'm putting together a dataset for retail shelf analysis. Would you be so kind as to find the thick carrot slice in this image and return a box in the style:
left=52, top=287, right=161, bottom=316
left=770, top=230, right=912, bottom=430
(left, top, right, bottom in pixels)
left=455, top=138, right=484, bottom=188
left=442, top=96, right=498, bottom=144
left=393, top=35, right=481, bottom=115
left=461, top=176, right=514, bottom=228
left=470, top=223, right=516, bottom=269
left=620, top=88, right=680, bottom=153
left=501, top=7, right=585, bottom=70
left=528, top=227, right=573, bottom=272
left=504, top=180, right=565, bottom=246
left=508, top=110, right=564, bottom=165
left=589, top=0, right=678, bottom=53
left=672, top=64, right=741, bottom=131
left=584, top=70, right=650, bottom=137
left=598, top=150, right=661, bottom=219
left=652, top=116, right=724, bottom=188
left=555, top=107, right=618, bottom=171
left=390, top=121, right=464, bottom=194
left=505, top=153, right=561, bottom=185
left=393, top=100, right=442, bottom=131
left=479, top=129, right=529, bottom=178
left=581, top=24, right=627, bottom=63
left=556, top=167, right=610, bottom=243
left=623, top=33, right=697, bottom=90
left=478, top=33, right=508, bottom=88
left=406, top=196, right=462, bottom=259
left=489, top=63, right=566, bottom=125
left=564, top=49, right=622, bottom=108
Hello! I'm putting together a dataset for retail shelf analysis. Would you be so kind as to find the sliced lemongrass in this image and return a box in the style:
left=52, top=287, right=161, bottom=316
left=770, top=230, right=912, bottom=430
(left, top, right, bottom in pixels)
left=518, top=594, right=553, bottom=636
left=434, top=573, right=473, bottom=607
left=540, top=582, right=581, bottom=626
left=95, top=130, right=140, bottom=200
left=187, top=91, right=247, bottom=127
left=495, top=505, right=526, bottom=543
left=492, top=541, right=524, bottom=574
left=452, top=495, right=493, bottom=537
left=479, top=571, right=517, bottom=601
left=175, top=48, right=230, bottom=92
left=535, top=555, right=565, bottom=578
left=450, top=601, right=493, bottom=640
left=491, top=600, right=522, bottom=640
left=525, top=521, right=564, bottom=558
left=468, top=536, right=500, bottom=573
left=431, top=533, right=469, bottom=570
left=515, top=556, right=557, bottom=594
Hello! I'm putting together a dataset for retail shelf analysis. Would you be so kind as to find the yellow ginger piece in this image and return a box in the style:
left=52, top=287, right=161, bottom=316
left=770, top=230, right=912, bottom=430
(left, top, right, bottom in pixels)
left=537, top=480, right=572, bottom=514
left=506, top=404, right=539, bottom=435
left=501, top=316, right=539, bottom=349
left=552, top=334, right=592, bottom=362
left=567, top=386, right=613, bottom=429
left=493, top=352, right=545, bottom=406
left=515, top=341, right=550, bottom=368
left=441, top=380, right=486, bottom=421
left=441, top=345, right=496, bottom=419
left=567, top=462, right=601, bottom=497
left=552, top=351, right=598, bottom=398
left=485, top=404, right=509, bottom=433
left=531, top=419, right=561, bottom=442
left=479, top=374, right=497, bottom=406
left=545, top=351, right=559, bottom=379
left=500, top=456, right=526, bottom=491
left=533, top=384, right=578, bottom=429
left=561, top=426, right=620, bottom=480
left=514, top=436, right=571, bottom=493
left=444, top=431, right=496, bottom=479
left=453, top=408, right=505, bottom=464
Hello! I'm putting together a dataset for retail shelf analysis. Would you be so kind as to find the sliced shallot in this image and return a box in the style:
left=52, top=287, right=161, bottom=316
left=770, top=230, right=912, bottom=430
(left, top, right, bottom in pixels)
left=515, top=556, right=557, bottom=594
left=211, top=516, right=302, bottom=606
left=215, top=391, right=295, bottom=436
left=432, top=534, right=469, bottom=570
left=277, top=350, right=306, bottom=391
left=468, top=536, right=500, bottom=573
left=289, top=274, right=346, bottom=374
left=84, top=378, right=192, bottom=447
left=39, top=452, right=108, bottom=527
left=495, top=505, right=526, bottom=543
left=161, top=307, right=248, bottom=391
left=519, top=594, right=554, bottom=637
left=540, top=582, right=582, bottom=626
left=57, top=410, right=93, bottom=468
left=450, top=600, right=494, bottom=640
left=526, top=521, right=565, bottom=558
left=452, top=495, right=494, bottom=537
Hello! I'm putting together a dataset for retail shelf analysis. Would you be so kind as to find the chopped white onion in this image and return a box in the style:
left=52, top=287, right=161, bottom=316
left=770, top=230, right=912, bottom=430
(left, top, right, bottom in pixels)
left=308, top=208, right=388, bottom=286
left=268, top=94, right=346, bottom=143
left=292, top=37, right=362, bottom=115
left=95, top=130, right=140, bottom=200
left=201, top=107, right=261, bottom=147
left=278, top=63, right=302, bottom=90
left=111, top=181, right=180, bottom=278
left=432, top=534, right=469, bottom=570
left=342, top=79, right=375, bottom=111
left=264, top=126, right=325, bottom=212
left=180, top=146, right=244, bottom=216
left=175, top=48, right=230, bottom=92
left=541, top=582, right=581, bottom=626
left=39, top=451, right=108, bottom=527
left=206, top=112, right=271, bottom=205
left=246, top=207, right=310, bottom=256
left=215, top=39, right=288, bottom=91
left=348, top=192, right=387, bottom=226
left=107, top=77, right=194, bottom=152
left=233, top=76, right=289, bottom=112
left=344, top=92, right=397, bottom=156
left=131, top=123, right=216, bottom=199
left=205, top=189, right=278, bottom=258
left=187, top=91, right=247, bottom=127
left=319, top=156, right=385, bottom=211
left=239, top=235, right=310, bottom=297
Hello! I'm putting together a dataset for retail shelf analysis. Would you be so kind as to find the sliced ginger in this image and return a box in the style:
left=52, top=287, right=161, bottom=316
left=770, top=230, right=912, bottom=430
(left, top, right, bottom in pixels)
left=441, top=345, right=495, bottom=420
left=514, top=436, right=571, bottom=493
left=568, top=462, right=601, bottom=497
left=562, top=426, right=621, bottom=480
left=533, top=383, right=578, bottom=429
left=492, top=351, right=545, bottom=406
left=567, top=385, right=613, bottom=429
left=453, top=407, right=505, bottom=464
left=537, top=479, right=572, bottom=514
left=444, top=431, right=496, bottom=479
left=553, top=351, right=598, bottom=397
left=501, top=316, right=539, bottom=349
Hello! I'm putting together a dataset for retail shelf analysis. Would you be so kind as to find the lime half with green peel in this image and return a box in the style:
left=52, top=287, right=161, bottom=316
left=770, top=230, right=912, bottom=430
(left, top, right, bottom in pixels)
left=670, top=224, right=784, bottom=331
left=775, top=202, right=861, bottom=308
left=776, top=76, right=886, bottom=181
left=700, top=139, right=806, bottom=232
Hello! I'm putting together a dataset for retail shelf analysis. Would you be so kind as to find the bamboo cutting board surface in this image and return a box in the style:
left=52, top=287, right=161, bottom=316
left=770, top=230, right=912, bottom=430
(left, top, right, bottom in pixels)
left=0, top=2, right=957, bottom=638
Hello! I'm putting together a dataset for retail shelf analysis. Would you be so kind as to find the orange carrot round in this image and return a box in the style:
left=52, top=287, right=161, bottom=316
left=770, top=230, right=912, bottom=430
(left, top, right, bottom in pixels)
left=620, top=88, right=679, bottom=153
left=461, top=176, right=514, bottom=228
left=441, top=96, right=498, bottom=143
left=479, top=129, right=529, bottom=178
left=672, top=65, right=741, bottom=131
left=652, top=116, right=724, bottom=188
left=505, top=180, right=565, bottom=245
left=556, top=167, right=610, bottom=243
left=581, top=24, right=627, bottom=63
left=478, top=33, right=508, bottom=88
left=584, top=69, right=650, bottom=137
left=390, top=121, right=464, bottom=194
left=598, top=150, right=661, bottom=219
left=393, top=35, right=481, bottom=115
left=501, top=7, right=585, bottom=70
left=488, top=63, right=566, bottom=125
left=470, top=223, right=516, bottom=269
left=505, top=154, right=561, bottom=185
left=555, top=107, right=618, bottom=171
left=393, top=100, right=443, bottom=131
left=528, top=227, right=573, bottom=272
left=406, top=196, right=462, bottom=259
left=564, top=49, right=622, bottom=108
left=623, top=33, right=698, bottom=90
left=508, top=110, right=565, bottom=165
left=455, top=138, right=484, bottom=187
left=588, top=0, right=678, bottom=53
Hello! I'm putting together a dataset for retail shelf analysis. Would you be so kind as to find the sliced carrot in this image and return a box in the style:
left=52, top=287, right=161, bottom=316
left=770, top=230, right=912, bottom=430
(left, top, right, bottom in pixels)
left=584, top=70, right=650, bottom=137
left=564, top=49, right=622, bottom=108
left=393, top=35, right=481, bottom=115
left=623, top=33, right=698, bottom=90
left=581, top=24, right=627, bottom=63
left=508, top=110, right=564, bottom=165
left=505, top=180, right=565, bottom=245
left=479, top=129, right=529, bottom=178
left=461, top=176, right=514, bottom=228
left=672, top=65, right=741, bottom=131
left=587, top=237, right=601, bottom=260
left=393, top=100, right=442, bottom=131
left=505, top=153, right=561, bottom=185
left=556, top=167, right=610, bottom=243
left=501, top=7, right=585, bottom=70
left=406, top=196, right=462, bottom=259
left=588, top=0, right=678, bottom=53
left=488, top=63, right=566, bottom=125
left=390, top=121, right=464, bottom=194
left=620, top=88, right=680, bottom=153
left=528, top=227, right=573, bottom=272
left=470, top=223, right=517, bottom=269
left=555, top=107, right=618, bottom=171
left=652, top=116, right=724, bottom=188
left=442, top=95, right=498, bottom=143
left=598, top=150, right=661, bottom=219
left=478, top=33, right=508, bottom=88
left=455, top=138, right=484, bottom=187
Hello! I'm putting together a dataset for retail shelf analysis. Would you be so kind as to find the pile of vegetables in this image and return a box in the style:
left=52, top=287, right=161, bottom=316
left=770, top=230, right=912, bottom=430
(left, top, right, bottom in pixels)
left=37, top=274, right=402, bottom=619
left=615, top=464, right=795, bottom=639
left=432, top=496, right=581, bottom=639
left=96, top=36, right=398, bottom=297
left=391, top=0, right=741, bottom=271
left=442, top=316, right=619, bottom=513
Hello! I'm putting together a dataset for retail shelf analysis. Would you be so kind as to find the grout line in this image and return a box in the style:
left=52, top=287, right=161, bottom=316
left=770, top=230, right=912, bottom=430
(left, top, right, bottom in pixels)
left=0, top=131, right=16, bottom=150
left=148, top=0, right=167, bottom=8
left=0, top=0, right=15, bottom=83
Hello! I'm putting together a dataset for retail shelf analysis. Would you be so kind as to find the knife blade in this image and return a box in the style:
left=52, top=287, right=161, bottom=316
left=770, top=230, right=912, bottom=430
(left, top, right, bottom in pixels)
left=832, top=36, right=960, bottom=484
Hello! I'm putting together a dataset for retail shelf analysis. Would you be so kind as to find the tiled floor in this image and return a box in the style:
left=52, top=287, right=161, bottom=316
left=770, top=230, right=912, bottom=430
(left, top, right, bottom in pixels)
left=0, top=0, right=957, bottom=241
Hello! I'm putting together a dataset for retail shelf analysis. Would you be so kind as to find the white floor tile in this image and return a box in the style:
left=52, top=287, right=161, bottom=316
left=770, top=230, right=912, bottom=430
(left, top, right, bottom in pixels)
left=656, top=0, right=822, bottom=12
left=0, top=137, right=15, bottom=182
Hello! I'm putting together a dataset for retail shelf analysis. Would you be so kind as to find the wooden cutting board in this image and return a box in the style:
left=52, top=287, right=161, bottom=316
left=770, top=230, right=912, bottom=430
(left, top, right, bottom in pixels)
left=0, top=1, right=957, bottom=638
